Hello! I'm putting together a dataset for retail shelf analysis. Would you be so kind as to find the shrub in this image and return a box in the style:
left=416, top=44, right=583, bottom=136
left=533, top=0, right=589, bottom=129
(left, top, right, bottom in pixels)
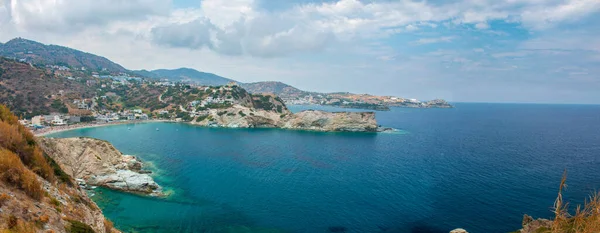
left=0, top=104, right=55, bottom=183
left=0, top=193, right=10, bottom=207
left=3, top=215, right=36, bottom=233
left=104, top=218, right=114, bottom=233
left=195, top=115, right=209, bottom=122
left=45, top=154, right=73, bottom=186
left=66, top=220, right=95, bottom=233
left=50, top=197, right=61, bottom=207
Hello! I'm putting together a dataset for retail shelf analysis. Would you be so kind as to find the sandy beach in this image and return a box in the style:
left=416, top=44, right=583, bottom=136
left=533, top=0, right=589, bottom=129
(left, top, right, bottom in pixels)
left=34, top=120, right=171, bottom=137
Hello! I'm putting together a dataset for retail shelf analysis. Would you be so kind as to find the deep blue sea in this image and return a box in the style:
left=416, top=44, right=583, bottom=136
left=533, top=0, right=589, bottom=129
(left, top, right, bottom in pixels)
left=48, top=103, right=600, bottom=233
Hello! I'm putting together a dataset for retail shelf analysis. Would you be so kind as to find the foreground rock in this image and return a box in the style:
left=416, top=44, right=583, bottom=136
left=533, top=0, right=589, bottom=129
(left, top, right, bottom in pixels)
left=38, top=137, right=162, bottom=196
left=191, top=106, right=380, bottom=132
left=513, top=214, right=552, bottom=233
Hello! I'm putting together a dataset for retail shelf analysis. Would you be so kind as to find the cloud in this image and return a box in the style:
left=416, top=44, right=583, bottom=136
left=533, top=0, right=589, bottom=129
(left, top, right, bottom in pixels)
left=4, top=0, right=170, bottom=33
left=150, top=19, right=215, bottom=50
left=0, top=0, right=599, bottom=103
left=413, top=36, right=456, bottom=45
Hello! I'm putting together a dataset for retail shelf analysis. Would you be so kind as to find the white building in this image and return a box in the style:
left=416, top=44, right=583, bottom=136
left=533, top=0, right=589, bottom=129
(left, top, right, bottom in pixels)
left=31, top=116, right=43, bottom=126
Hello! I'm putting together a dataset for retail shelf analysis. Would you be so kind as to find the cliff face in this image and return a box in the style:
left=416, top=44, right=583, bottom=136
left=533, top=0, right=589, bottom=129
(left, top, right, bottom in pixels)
left=37, top=137, right=162, bottom=195
left=282, top=110, right=378, bottom=132
left=0, top=178, right=116, bottom=233
left=0, top=104, right=117, bottom=233
left=191, top=106, right=379, bottom=132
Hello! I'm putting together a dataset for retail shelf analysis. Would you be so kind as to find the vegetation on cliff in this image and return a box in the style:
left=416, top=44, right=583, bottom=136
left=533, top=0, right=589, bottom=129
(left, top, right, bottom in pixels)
left=0, top=104, right=117, bottom=232
left=515, top=171, right=600, bottom=233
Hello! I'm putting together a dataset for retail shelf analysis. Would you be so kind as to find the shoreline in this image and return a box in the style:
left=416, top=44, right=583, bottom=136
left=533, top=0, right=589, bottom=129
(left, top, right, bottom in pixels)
left=34, top=119, right=173, bottom=137
left=36, top=120, right=398, bottom=136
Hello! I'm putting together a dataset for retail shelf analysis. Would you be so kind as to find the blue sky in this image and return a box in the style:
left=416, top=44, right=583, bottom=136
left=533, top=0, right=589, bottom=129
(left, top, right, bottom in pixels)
left=1, top=0, right=599, bottom=103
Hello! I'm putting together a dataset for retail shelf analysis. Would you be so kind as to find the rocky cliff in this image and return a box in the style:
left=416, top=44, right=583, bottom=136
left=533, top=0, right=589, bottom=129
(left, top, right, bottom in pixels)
left=0, top=177, right=117, bottom=233
left=191, top=106, right=379, bottom=132
left=0, top=104, right=118, bottom=233
left=37, top=137, right=162, bottom=196
left=282, top=110, right=378, bottom=132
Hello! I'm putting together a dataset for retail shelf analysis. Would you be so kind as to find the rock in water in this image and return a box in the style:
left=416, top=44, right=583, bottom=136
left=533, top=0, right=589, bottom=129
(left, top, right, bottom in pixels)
left=450, top=228, right=468, bottom=233
left=282, top=110, right=378, bottom=132
left=38, top=137, right=163, bottom=196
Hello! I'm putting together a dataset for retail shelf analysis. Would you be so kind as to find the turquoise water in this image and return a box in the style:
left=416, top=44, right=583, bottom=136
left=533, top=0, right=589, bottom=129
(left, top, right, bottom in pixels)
left=49, top=104, right=600, bottom=233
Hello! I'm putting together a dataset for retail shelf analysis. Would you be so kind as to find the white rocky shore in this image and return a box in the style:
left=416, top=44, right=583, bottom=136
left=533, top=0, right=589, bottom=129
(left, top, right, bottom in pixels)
left=37, top=137, right=163, bottom=196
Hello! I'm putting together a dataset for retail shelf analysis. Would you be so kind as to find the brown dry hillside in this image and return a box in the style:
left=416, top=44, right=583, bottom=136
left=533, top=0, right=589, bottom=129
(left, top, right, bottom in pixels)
left=0, top=104, right=118, bottom=233
left=0, top=58, right=94, bottom=118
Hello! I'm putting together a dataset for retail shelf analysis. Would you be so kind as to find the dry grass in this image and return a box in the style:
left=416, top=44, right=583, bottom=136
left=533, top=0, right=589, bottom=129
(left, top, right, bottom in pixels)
left=548, top=171, right=600, bottom=233
left=0, top=215, right=37, bottom=233
left=0, top=105, right=56, bottom=183
left=0, top=149, right=43, bottom=200
left=104, top=218, right=115, bottom=233
left=0, top=193, right=9, bottom=207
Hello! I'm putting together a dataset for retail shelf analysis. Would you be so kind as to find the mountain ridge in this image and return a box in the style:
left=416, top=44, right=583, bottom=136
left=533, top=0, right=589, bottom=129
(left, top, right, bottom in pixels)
left=0, top=38, right=127, bottom=72
left=134, top=67, right=235, bottom=86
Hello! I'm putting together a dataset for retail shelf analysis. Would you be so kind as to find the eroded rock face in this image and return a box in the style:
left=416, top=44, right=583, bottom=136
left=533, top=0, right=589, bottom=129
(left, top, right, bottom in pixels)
left=282, top=110, right=378, bottom=132
left=0, top=175, right=118, bottom=233
left=191, top=106, right=379, bottom=132
left=37, top=137, right=162, bottom=195
left=89, top=170, right=160, bottom=194
left=516, top=214, right=552, bottom=233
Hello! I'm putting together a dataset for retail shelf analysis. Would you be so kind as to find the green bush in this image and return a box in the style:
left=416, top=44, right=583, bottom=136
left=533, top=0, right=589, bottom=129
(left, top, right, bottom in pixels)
left=66, top=220, right=95, bottom=233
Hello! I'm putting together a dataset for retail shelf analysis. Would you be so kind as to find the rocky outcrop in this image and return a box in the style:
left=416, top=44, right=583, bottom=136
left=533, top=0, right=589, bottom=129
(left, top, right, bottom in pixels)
left=450, top=228, right=468, bottom=233
left=0, top=177, right=119, bottom=233
left=513, top=214, right=552, bottom=233
left=37, top=137, right=162, bottom=196
left=282, top=110, right=378, bottom=132
left=191, top=106, right=380, bottom=132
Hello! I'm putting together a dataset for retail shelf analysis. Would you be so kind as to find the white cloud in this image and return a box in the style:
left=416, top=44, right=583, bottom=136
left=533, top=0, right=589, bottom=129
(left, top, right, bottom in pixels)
left=0, top=0, right=599, bottom=103
left=6, top=0, right=170, bottom=33
left=413, top=36, right=456, bottom=45
left=475, top=22, right=490, bottom=29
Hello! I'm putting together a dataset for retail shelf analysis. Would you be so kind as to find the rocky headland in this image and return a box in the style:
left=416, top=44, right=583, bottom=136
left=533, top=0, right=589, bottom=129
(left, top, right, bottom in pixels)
left=37, top=137, right=162, bottom=196
left=190, top=106, right=381, bottom=132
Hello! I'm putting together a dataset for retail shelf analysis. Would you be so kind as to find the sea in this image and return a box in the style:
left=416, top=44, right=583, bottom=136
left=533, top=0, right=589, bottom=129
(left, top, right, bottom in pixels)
left=47, top=103, right=600, bottom=233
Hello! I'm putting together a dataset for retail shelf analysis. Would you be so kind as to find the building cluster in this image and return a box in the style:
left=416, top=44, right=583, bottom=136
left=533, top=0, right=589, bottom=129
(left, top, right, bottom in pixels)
left=20, top=108, right=150, bottom=129
left=283, top=93, right=422, bottom=106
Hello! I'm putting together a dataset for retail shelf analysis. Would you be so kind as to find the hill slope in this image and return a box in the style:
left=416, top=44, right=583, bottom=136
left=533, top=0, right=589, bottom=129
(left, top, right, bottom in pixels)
left=136, top=68, right=235, bottom=86
left=0, top=38, right=127, bottom=72
left=0, top=58, right=95, bottom=117
left=0, top=105, right=118, bottom=233
left=241, top=81, right=309, bottom=98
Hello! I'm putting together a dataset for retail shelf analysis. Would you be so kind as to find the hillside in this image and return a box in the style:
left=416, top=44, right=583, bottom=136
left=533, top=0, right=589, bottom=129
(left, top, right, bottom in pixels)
left=0, top=104, right=118, bottom=233
left=0, top=58, right=95, bottom=118
left=135, top=68, right=234, bottom=86
left=0, top=38, right=127, bottom=72
left=241, top=81, right=308, bottom=97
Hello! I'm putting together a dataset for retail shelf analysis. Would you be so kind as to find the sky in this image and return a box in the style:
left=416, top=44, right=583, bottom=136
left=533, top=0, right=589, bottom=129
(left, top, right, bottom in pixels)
left=0, top=0, right=599, bottom=103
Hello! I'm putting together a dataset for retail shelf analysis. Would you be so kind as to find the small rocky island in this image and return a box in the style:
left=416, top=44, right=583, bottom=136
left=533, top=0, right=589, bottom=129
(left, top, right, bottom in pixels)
left=38, top=137, right=162, bottom=196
